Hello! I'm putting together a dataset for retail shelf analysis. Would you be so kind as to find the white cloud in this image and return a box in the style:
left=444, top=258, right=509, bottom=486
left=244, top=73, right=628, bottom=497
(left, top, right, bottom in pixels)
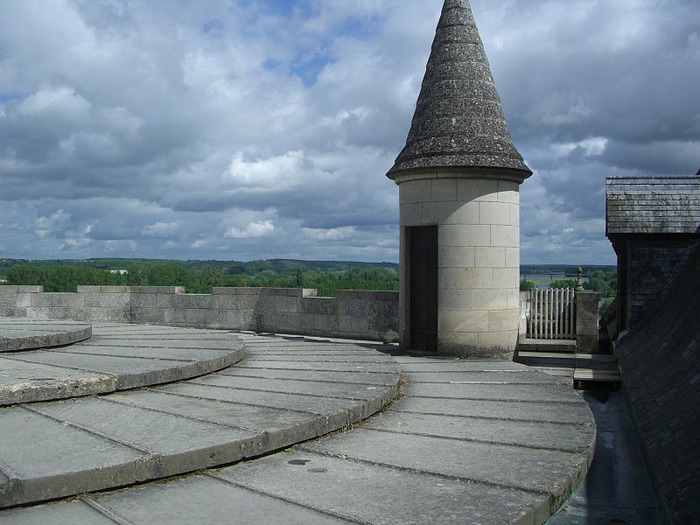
left=225, top=220, right=275, bottom=239
left=141, top=222, right=179, bottom=237
left=302, top=226, right=356, bottom=241
left=35, top=209, right=71, bottom=238
left=0, top=0, right=697, bottom=265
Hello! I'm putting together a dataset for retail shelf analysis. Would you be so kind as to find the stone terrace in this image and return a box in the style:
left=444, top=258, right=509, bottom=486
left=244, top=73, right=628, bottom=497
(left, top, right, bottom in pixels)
left=0, top=319, right=595, bottom=524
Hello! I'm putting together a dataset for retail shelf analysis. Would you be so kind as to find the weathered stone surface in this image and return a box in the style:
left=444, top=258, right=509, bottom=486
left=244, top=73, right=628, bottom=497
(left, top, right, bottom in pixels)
left=0, top=331, right=400, bottom=510
left=0, top=331, right=594, bottom=524
left=94, top=474, right=349, bottom=525
left=0, top=359, right=115, bottom=406
left=215, top=450, right=551, bottom=525
left=0, top=321, right=245, bottom=405
left=0, top=500, right=117, bottom=524
left=0, top=319, right=91, bottom=352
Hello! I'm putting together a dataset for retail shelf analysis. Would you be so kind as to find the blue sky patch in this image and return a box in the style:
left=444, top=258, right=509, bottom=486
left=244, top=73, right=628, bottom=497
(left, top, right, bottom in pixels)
left=0, top=92, right=22, bottom=104
left=291, top=55, right=334, bottom=88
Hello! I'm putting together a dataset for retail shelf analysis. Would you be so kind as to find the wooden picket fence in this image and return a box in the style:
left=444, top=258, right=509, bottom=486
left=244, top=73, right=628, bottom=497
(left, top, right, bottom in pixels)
left=527, top=288, right=576, bottom=340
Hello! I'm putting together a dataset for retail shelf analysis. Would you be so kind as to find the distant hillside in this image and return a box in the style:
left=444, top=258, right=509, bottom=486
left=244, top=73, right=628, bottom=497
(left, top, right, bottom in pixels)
left=0, top=257, right=398, bottom=274
left=1, top=258, right=612, bottom=273
left=0, top=258, right=401, bottom=297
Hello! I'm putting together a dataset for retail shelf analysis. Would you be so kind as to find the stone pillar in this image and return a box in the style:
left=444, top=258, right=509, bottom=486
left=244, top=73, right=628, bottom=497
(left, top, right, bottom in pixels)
left=576, top=291, right=601, bottom=354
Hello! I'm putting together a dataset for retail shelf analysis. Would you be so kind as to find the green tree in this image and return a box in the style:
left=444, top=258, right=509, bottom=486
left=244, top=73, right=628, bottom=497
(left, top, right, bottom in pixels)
left=520, top=279, right=535, bottom=291
left=550, top=279, right=577, bottom=289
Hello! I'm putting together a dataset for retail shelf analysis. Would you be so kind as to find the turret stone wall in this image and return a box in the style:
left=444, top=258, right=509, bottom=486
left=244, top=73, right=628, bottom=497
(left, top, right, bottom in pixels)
left=399, top=177, right=521, bottom=356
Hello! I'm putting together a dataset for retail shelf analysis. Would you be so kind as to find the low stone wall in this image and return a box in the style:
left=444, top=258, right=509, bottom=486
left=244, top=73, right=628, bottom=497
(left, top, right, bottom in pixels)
left=0, top=286, right=42, bottom=318
left=615, top=244, right=700, bottom=523
left=0, top=286, right=399, bottom=343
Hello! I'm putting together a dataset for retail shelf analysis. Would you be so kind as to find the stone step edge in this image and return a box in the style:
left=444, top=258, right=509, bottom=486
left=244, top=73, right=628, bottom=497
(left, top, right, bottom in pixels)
left=0, top=321, right=92, bottom=353
left=0, top=366, right=400, bottom=509
left=0, top=342, right=247, bottom=407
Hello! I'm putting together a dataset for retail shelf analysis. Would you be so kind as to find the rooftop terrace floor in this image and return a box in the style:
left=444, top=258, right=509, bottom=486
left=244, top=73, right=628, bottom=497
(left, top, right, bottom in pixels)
left=0, top=321, right=597, bottom=524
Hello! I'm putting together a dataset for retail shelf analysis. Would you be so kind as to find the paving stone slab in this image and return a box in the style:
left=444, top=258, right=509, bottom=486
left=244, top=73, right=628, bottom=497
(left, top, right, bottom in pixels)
left=95, top=474, right=350, bottom=525
left=229, top=366, right=399, bottom=385
left=246, top=353, right=398, bottom=364
left=403, top=370, right=570, bottom=384
left=106, top=389, right=328, bottom=432
left=302, top=427, right=589, bottom=497
left=86, top=338, right=236, bottom=350
left=396, top=359, right=531, bottom=372
left=0, top=324, right=245, bottom=404
left=0, top=332, right=401, bottom=510
left=214, top=449, right=553, bottom=525
left=0, top=407, right=151, bottom=508
left=0, top=359, right=115, bottom=406
left=0, top=499, right=117, bottom=524
left=230, top=359, right=399, bottom=372
left=404, top=381, right=585, bottom=403
left=152, top=382, right=377, bottom=416
left=391, top=396, right=594, bottom=425
left=5, top=351, right=226, bottom=390
left=0, top=319, right=92, bottom=352
left=0, top=334, right=593, bottom=524
left=360, top=409, right=594, bottom=453
left=195, top=374, right=391, bottom=401
left=48, top=343, right=233, bottom=361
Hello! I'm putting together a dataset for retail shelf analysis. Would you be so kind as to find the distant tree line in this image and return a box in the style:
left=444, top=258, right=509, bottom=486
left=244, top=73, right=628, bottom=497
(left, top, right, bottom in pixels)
left=4, top=262, right=399, bottom=297
left=3, top=259, right=615, bottom=298
left=520, top=268, right=616, bottom=298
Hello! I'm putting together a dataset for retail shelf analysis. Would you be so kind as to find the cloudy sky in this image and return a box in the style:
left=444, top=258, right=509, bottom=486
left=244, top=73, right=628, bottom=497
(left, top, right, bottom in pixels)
left=1, top=0, right=698, bottom=265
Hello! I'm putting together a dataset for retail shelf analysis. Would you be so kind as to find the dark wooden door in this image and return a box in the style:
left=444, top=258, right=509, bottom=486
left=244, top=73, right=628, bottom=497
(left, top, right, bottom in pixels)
left=409, top=226, right=438, bottom=352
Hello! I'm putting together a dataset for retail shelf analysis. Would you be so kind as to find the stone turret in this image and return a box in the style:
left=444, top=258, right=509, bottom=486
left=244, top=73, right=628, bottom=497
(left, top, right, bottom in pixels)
left=388, top=0, right=531, bottom=358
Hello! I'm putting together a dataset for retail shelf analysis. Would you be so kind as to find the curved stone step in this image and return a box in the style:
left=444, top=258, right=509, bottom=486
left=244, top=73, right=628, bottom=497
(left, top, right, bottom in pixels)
left=0, top=319, right=92, bottom=352
left=0, top=332, right=401, bottom=509
left=0, top=322, right=245, bottom=406
left=0, top=349, right=595, bottom=524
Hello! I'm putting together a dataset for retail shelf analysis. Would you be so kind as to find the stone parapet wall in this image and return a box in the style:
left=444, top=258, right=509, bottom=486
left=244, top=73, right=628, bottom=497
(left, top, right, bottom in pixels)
left=0, top=286, right=399, bottom=343
left=0, top=286, right=42, bottom=318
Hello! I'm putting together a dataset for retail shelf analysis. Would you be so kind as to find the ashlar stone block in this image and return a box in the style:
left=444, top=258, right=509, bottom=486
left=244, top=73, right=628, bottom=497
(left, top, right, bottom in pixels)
left=469, top=289, right=508, bottom=311
left=438, top=310, right=489, bottom=333
left=478, top=330, right=518, bottom=358
left=475, top=247, right=506, bottom=268
left=431, top=179, right=458, bottom=202
left=439, top=224, right=490, bottom=247
left=438, top=290, right=474, bottom=310
left=438, top=246, right=475, bottom=269
left=497, top=185, right=520, bottom=204
left=506, top=248, right=520, bottom=268
left=488, top=309, right=520, bottom=332
left=479, top=201, right=512, bottom=226
left=441, top=201, right=480, bottom=225
left=494, top=268, right=519, bottom=289
left=457, top=179, right=499, bottom=202
left=491, top=226, right=519, bottom=248
left=401, top=180, right=432, bottom=205
left=439, top=267, right=495, bottom=291
left=400, top=203, right=422, bottom=226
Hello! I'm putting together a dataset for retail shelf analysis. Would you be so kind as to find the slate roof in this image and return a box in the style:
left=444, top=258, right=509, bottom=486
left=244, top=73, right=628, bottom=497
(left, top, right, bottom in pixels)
left=387, top=0, right=531, bottom=180
left=606, top=176, right=700, bottom=235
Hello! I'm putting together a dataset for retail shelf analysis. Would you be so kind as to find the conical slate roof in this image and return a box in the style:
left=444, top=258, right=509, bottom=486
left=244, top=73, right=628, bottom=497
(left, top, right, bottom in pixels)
left=387, top=0, right=531, bottom=179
